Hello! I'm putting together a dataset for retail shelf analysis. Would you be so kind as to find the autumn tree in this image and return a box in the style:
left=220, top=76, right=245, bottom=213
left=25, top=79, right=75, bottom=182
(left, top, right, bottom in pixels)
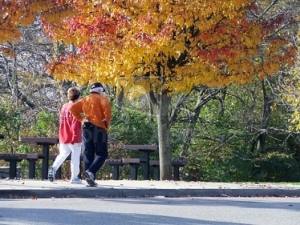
left=1, top=0, right=297, bottom=179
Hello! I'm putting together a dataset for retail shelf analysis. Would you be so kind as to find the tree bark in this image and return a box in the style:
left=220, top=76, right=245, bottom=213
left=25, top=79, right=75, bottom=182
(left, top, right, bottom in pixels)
left=157, top=91, right=172, bottom=180
left=256, top=80, right=272, bottom=152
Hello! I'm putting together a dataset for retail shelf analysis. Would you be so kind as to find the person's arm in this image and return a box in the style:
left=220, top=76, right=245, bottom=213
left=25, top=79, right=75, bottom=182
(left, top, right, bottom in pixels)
left=69, top=99, right=84, bottom=122
left=101, top=95, right=112, bottom=129
left=70, top=117, right=82, bottom=144
left=58, top=105, right=65, bottom=142
left=59, top=105, right=65, bottom=127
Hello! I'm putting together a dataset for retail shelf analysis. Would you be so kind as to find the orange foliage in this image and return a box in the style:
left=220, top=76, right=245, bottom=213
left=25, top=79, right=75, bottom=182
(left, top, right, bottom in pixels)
left=0, top=0, right=297, bottom=95
left=47, top=1, right=297, bottom=94
left=0, top=0, right=76, bottom=43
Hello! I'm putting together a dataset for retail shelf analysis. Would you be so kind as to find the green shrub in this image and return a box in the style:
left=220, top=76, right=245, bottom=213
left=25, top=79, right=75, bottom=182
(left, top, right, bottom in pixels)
left=32, top=111, right=58, bottom=136
left=110, top=107, right=156, bottom=144
left=253, top=152, right=300, bottom=181
left=0, top=100, right=22, bottom=153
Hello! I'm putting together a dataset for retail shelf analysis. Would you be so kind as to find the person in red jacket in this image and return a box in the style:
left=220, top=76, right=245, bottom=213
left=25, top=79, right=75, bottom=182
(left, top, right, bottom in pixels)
left=48, top=87, right=82, bottom=184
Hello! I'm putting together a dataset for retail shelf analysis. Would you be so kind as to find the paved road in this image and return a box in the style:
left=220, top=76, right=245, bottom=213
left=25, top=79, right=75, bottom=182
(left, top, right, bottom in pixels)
left=0, top=197, right=299, bottom=225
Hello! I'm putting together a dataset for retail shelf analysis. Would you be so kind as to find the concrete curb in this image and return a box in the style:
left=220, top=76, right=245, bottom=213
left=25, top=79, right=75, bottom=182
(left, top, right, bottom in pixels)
left=1, top=188, right=300, bottom=199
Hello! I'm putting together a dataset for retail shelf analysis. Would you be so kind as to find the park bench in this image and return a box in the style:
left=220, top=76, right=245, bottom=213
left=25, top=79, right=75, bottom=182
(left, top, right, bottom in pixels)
left=149, top=160, right=160, bottom=180
left=0, top=152, right=71, bottom=180
left=0, top=153, right=39, bottom=179
left=79, top=157, right=142, bottom=181
left=104, top=144, right=157, bottom=180
left=172, top=158, right=187, bottom=181
left=122, top=144, right=157, bottom=180
left=0, top=166, right=10, bottom=178
left=20, top=137, right=58, bottom=180
left=105, top=157, right=187, bottom=181
left=121, top=158, right=141, bottom=180
left=106, top=159, right=123, bottom=180
left=26, top=153, right=40, bottom=179
left=149, top=158, right=187, bottom=180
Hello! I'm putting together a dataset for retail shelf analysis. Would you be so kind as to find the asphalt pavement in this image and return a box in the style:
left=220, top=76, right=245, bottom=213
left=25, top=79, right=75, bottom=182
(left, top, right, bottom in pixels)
left=0, top=197, right=299, bottom=225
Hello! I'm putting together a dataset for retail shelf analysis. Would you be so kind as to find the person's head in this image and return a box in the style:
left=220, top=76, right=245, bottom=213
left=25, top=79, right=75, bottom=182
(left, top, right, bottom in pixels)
left=90, top=82, right=105, bottom=94
left=67, top=87, right=80, bottom=102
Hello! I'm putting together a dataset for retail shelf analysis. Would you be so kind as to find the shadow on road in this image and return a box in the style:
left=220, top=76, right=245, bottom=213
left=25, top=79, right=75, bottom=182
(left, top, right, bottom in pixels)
left=0, top=207, right=250, bottom=225
left=101, top=197, right=300, bottom=211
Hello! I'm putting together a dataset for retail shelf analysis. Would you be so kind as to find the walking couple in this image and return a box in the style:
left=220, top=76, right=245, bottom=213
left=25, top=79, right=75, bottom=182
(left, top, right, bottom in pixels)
left=48, top=83, right=112, bottom=187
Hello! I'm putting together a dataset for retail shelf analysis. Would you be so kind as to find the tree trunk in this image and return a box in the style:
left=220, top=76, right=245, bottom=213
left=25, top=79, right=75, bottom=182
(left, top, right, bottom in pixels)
left=256, top=80, right=272, bottom=152
left=157, top=91, right=172, bottom=180
left=182, top=123, right=196, bottom=157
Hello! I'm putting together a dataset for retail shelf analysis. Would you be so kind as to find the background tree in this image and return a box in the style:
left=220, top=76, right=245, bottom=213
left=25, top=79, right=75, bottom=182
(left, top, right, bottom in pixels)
left=0, top=6, right=71, bottom=154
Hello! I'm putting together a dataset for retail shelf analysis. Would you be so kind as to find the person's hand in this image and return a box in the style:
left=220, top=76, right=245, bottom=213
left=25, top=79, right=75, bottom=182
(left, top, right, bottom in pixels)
left=102, top=119, right=108, bottom=129
left=82, top=118, right=88, bottom=124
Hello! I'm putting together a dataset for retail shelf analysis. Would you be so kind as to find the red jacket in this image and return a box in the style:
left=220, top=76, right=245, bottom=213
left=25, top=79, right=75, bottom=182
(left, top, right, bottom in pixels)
left=59, top=102, right=82, bottom=144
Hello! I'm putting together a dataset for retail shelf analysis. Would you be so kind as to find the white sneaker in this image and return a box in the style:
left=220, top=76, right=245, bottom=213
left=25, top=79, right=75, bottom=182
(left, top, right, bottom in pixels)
left=48, top=167, right=56, bottom=182
left=70, top=177, right=82, bottom=184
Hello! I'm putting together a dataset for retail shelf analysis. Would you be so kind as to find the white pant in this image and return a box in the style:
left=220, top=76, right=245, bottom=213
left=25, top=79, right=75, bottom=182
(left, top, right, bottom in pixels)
left=52, top=143, right=82, bottom=180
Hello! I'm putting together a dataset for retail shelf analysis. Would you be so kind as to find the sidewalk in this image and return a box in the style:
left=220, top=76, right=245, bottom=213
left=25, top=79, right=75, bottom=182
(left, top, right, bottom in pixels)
left=1, top=179, right=300, bottom=198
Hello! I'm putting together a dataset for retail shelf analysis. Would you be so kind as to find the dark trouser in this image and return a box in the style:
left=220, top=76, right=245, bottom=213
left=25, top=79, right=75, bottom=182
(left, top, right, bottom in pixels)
left=83, top=122, right=108, bottom=177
